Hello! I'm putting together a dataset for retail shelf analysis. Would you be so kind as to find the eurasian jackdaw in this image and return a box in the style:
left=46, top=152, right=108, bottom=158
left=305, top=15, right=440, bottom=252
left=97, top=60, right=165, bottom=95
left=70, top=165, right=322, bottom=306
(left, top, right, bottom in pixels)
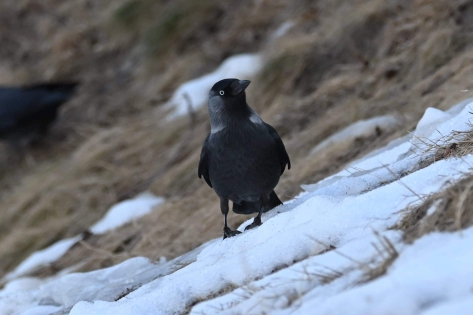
left=198, top=78, right=290, bottom=239
left=0, top=83, right=79, bottom=143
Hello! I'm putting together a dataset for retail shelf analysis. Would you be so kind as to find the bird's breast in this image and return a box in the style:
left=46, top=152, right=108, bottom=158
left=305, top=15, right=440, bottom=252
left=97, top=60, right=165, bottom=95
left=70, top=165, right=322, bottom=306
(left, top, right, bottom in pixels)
left=207, top=125, right=281, bottom=198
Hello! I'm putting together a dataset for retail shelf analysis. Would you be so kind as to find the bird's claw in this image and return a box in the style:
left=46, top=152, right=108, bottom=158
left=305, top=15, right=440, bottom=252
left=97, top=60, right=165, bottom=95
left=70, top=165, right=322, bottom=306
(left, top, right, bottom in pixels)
left=223, top=227, right=242, bottom=239
left=244, top=216, right=262, bottom=231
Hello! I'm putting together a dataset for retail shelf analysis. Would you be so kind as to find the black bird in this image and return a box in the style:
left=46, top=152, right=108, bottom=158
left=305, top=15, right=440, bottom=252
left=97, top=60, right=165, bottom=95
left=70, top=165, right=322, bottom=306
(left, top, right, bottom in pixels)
left=198, top=78, right=290, bottom=239
left=0, top=83, right=79, bottom=143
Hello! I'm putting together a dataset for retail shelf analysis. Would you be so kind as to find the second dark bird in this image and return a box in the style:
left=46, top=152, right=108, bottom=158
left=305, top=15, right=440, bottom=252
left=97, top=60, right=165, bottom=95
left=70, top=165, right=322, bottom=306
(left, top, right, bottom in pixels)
left=198, top=78, right=290, bottom=239
left=0, top=83, right=79, bottom=144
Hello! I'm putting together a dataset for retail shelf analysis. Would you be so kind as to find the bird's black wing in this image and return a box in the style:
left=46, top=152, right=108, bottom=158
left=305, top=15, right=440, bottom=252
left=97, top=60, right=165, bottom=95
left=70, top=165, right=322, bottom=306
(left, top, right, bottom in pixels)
left=19, top=83, right=79, bottom=117
left=264, top=123, right=291, bottom=175
left=198, top=134, right=212, bottom=188
left=0, top=83, right=79, bottom=121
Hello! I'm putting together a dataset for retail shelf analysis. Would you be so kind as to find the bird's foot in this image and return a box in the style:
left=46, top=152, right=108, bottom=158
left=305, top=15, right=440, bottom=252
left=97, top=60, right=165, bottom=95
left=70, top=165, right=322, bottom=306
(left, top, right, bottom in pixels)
left=244, top=216, right=262, bottom=231
left=223, top=227, right=242, bottom=239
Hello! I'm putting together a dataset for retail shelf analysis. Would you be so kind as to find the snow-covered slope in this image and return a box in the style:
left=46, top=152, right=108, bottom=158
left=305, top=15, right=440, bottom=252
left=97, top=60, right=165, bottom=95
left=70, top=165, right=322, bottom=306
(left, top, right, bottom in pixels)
left=1, top=101, right=473, bottom=315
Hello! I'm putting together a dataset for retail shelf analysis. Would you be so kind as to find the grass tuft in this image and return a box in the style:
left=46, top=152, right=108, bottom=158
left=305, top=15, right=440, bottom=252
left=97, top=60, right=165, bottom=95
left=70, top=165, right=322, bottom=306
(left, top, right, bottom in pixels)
left=396, top=175, right=473, bottom=243
left=359, top=230, right=399, bottom=283
left=414, top=123, right=473, bottom=163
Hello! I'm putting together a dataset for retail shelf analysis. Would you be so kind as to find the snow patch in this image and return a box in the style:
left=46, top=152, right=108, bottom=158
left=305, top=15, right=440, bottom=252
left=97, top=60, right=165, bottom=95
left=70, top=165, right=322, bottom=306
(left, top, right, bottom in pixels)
left=407, top=102, right=473, bottom=155
left=166, top=54, right=263, bottom=118
left=410, top=107, right=454, bottom=149
left=4, top=236, right=82, bottom=282
left=90, top=192, right=164, bottom=235
left=310, top=115, right=401, bottom=156
left=269, top=21, right=295, bottom=41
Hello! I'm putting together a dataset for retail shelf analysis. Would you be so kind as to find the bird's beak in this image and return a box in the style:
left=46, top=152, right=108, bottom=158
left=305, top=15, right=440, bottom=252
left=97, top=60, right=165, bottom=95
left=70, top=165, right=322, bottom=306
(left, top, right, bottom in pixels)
left=231, top=80, right=251, bottom=96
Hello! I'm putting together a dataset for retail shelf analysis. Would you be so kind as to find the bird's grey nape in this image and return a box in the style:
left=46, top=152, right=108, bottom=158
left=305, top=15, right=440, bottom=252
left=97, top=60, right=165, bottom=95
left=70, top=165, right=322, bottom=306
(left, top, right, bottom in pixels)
left=208, top=96, right=226, bottom=134
left=249, top=108, right=263, bottom=124
left=208, top=96, right=264, bottom=134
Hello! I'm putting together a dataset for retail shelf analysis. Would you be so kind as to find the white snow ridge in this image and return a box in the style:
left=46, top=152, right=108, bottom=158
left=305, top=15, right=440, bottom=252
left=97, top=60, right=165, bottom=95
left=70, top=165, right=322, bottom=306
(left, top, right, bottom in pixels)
left=2, top=100, right=473, bottom=315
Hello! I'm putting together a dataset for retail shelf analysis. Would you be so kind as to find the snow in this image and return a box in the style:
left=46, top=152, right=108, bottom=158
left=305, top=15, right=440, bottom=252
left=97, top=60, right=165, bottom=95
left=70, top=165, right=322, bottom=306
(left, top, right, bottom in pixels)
left=1, top=279, right=45, bottom=295
left=3, top=236, right=82, bottom=282
left=190, top=231, right=403, bottom=315
left=0, top=241, right=214, bottom=315
left=2, top=100, right=473, bottom=315
left=17, top=305, right=62, bottom=315
left=409, top=101, right=473, bottom=154
left=269, top=21, right=295, bottom=42
left=166, top=54, right=263, bottom=118
left=304, top=102, right=473, bottom=193
left=413, top=107, right=454, bottom=139
left=287, top=228, right=473, bottom=315
left=420, top=296, right=473, bottom=315
left=310, top=115, right=401, bottom=156
left=90, top=192, right=164, bottom=235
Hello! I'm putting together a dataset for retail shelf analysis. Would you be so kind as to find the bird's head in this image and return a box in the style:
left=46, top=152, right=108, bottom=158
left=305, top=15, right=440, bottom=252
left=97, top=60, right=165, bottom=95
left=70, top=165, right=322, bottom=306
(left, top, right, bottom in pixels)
left=209, top=79, right=251, bottom=132
left=207, top=78, right=257, bottom=133
left=209, top=78, right=250, bottom=98
left=208, top=78, right=250, bottom=109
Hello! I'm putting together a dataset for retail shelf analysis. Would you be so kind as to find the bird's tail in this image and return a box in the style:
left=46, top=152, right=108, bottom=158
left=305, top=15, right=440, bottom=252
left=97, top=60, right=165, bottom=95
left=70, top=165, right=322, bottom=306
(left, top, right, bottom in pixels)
left=233, top=190, right=283, bottom=214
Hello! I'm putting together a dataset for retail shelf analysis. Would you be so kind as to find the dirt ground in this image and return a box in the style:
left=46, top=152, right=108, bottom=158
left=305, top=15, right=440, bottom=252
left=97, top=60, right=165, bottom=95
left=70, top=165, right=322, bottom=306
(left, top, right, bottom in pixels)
left=1, top=0, right=473, bottom=279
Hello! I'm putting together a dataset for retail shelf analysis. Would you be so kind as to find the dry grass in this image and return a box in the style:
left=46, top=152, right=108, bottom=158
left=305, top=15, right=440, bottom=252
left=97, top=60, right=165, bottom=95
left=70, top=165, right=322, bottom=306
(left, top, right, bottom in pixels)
left=310, top=232, right=399, bottom=285
left=359, top=231, right=399, bottom=283
left=433, top=123, right=473, bottom=160
left=0, top=112, right=198, bottom=273
left=396, top=175, right=473, bottom=243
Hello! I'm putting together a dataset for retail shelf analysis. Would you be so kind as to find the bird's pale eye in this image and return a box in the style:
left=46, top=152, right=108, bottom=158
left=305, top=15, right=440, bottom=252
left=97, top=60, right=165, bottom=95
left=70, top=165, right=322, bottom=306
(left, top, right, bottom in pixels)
left=219, top=90, right=225, bottom=96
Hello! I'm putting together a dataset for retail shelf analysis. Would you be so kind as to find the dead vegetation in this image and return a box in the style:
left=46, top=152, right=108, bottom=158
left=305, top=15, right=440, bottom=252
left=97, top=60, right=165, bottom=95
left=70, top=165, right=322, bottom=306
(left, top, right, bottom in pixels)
left=419, top=122, right=473, bottom=161
left=359, top=231, right=399, bottom=283
left=2, top=0, right=473, bottom=281
left=396, top=175, right=473, bottom=243
left=385, top=123, right=473, bottom=266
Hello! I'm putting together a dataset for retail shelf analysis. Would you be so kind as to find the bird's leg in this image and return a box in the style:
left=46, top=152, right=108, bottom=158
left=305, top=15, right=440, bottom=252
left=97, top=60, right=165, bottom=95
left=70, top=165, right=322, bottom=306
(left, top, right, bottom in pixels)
left=244, top=211, right=262, bottom=231
left=245, top=194, right=269, bottom=231
left=221, top=197, right=241, bottom=239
